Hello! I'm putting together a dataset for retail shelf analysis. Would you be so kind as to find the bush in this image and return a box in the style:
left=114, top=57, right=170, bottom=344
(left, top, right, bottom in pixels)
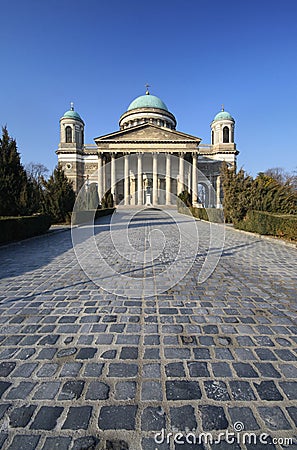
left=178, top=203, right=224, bottom=223
left=0, top=214, right=51, bottom=244
left=236, top=210, right=297, bottom=241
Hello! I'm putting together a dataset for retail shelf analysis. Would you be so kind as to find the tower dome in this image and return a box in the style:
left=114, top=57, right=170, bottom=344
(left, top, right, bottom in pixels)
left=119, top=89, right=176, bottom=130
left=62, top=103, right=84, bottom=124
left=211, top=106, right=235, bottom=146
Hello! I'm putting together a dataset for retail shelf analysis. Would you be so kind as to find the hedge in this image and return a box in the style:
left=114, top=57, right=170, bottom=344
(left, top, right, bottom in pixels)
left=178, top=202, right=224, bottom=223
left=71, top=208, right=116, bottom=225
left=0, top=215, right=51, bottom=244
left=236, top=210, right=297, bottom=241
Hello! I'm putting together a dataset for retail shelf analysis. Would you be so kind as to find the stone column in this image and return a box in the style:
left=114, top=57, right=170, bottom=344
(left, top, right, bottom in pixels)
left=124, top=153, right=129, bottom=206
left=153, top=153, right=158, bottom=205
left=98, top=153, right=103, bottom=203
left=178, top=152, right=184, bottom=194
left=137, top=153, right=143, bottom=206
left=111, top=153, right=116, bottom=198
left=166, top=153, right=171, bottom=205
left=216, top=175, right=221, bottom=208
left=102, top=155, right=106, bottom=198
left=192, top=153, right=198, bottom=205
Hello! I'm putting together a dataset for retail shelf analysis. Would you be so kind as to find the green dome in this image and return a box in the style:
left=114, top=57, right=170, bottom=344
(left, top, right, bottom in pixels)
left=62, top=104, right=84, bottom=123
left=213, top=110, right=234, bottom=122
left=127, top=94, right=168, bottom=112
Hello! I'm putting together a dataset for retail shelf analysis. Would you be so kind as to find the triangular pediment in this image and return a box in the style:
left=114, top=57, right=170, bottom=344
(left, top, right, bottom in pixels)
left=94, top=123, right=201, bottom=143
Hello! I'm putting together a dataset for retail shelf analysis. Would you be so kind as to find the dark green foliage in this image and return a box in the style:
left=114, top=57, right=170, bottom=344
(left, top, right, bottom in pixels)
left=0, top=127, right=29, bottom=216
left=221, top=162, right=297, bottom=224
left=237, top=211, right=297, bottom=241
left=101, top=190, right=114, bottom=209
left=178, top=203, right=224, bottom=223
left=178, top=190, right=192, bottom=207
left=42, top=165, right=75, bottom=223
left=0, top=215, right=51, bottom=244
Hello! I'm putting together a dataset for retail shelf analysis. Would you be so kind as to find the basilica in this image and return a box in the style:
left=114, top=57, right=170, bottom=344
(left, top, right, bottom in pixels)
left=56, top=89, right=238, bottom=207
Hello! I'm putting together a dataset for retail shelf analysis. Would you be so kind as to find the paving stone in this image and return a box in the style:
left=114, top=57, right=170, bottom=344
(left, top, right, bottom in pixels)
left=76, top=347, right=97, bottom=359
left=58, top=380, right=85, bottom=400
left=120, top=346, right=138, bottom=359
left=33, top=381, right=61, bottom=399
left=101, top=349, right=117, bottom=359
left=279, top=381, right=297, bottom=399
left=41, top=436, right=72, bottom=450
left=60, top=362, right=82, bottom=377
left=142, top=438, right=170, bottom=450
left=36, top=363, right=58, bottom=377
left=193, top=348, right=210, bottom=359
left=99, top=405, right=137, bottom=430
left=0, top=434, right=8, bottom=448
left=6, top=381, right=36, bottom=399
left=0, top=403, right=11, bottom=420
left=86, top=381, right=110, bottom=400
left=36, top=348, right=57, bottom=359
left=141, top=380, right=163, bottom=400
left=286, top=406, right=297, bottom=426
left=257, top=406, right=291, bottom=430
left=228, top=406, right=260, bottom=430
left=254, top=380, right=283, bottom=401
left=204, top=380, right=230, bottom=400
left=143, top=363, right=161, bottom=378
left=108, top=363, right=138, bottom=377
left=57, top=347, right=77, bottom=357
left=84, top=362, right=104, bottom=377
left=254, top=362, right=281, bottom=378
left=215, top=348, right=234, bottom=360
left=212, top=362, right=232, bottom=377
left=0, top=361, right=16, bottom=376
left=141, top=406, right=166, bottom=431
left=11, top=362, right=37, bottom=377
left=71, top=436, right=100, bottom=450
left=38, top=334, right=59, bottom=345
left=30, top=406, right=63, bottom=430
left=166, top=380, right=202, bottom=400
left=233, top=362, right=259, bottom=378
left=62, top=406, right=92, bottom=430
left=7, top=434, right=41, bottom=450
left=199, top=405, right=228, bottom=431
left=95, top=334, right=113, bottom=344
left=245, top=437, right=277, bottom=450
left=211, top=443, right=241, bottom=450
left=229, top=381, right=256, bottom=401
left=144, top=335, right=160, bottom=345
left=9, top=405, right=37, bottom=427
left=165, top=362, right=186, bottom=377
left=255, top=348, right=277, bottom=360
left=170, top=405, right=197, bottom=430
left=144, top=347, right=160, bottom=358
left=115, top=381, right=136, bottom=400
left=188, top=361, right=209, bottom=377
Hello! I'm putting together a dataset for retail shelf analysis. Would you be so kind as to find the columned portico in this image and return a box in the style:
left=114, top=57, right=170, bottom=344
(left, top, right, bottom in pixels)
left=111, top=153, right=116, bottom=197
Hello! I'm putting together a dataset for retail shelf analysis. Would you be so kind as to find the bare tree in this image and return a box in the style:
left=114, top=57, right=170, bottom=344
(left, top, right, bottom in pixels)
left=25, top=162, right=49, bottom=184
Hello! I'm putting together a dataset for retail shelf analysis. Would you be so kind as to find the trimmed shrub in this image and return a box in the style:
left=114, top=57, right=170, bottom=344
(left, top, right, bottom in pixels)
left=178, top=203, right=224, bottom=223
left=0, top=214, right=51, bottom=244
left=236, top=210, right=297, bottom=241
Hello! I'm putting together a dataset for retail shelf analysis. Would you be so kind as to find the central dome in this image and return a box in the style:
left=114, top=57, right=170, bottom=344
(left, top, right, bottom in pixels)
left=127, top=94, right=168, bottom=112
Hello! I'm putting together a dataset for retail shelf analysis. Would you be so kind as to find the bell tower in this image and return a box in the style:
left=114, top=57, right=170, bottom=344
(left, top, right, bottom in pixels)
left=210, top=106, right=237, bottom=167
left=56, top=103, right=85, bottom=192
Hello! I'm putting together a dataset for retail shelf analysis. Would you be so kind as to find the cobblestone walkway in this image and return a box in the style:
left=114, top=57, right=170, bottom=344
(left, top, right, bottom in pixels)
left=0, top=209, right=296, bottom=450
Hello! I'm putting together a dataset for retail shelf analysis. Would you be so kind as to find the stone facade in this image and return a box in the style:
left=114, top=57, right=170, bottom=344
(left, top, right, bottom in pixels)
left=56, top=94, right=238, bottom=207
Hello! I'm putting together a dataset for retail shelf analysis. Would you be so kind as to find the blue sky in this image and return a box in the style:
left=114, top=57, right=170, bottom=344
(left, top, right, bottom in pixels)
left=1, top=0, right=296, bottom=177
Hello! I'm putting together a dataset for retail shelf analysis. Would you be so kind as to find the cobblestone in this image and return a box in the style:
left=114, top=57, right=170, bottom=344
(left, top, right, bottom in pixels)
left=0, top=209, right=296, bottom=448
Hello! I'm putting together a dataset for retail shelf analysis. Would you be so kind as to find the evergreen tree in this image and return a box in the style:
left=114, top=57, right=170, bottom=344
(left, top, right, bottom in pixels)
left=42, top=165, right=75, bottom=223
left=0, top=127, right=29, bottom=216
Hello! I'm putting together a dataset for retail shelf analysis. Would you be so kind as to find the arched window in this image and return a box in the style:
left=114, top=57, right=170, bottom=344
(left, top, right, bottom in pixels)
left=212, top=131, right=214, bottom=145
left=65, top=126, right=72, bottom=143
left=223, top=126, right=229, bottom=143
